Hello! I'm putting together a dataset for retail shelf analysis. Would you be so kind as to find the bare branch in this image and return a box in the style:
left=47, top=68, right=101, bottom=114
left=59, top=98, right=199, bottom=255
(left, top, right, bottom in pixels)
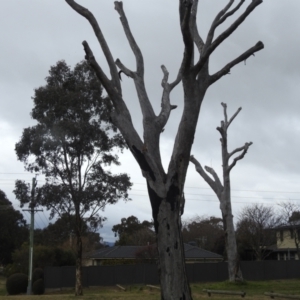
left=114, top=2, right=154, bottom=120
left=190, top=155, right=223, bottom=197
left=206, top=0, right=234, bottom=46
left=221, top=102, right=228, bottom=124
left=189, top=0, right=204, bottom=54
left=228, top=142, right=253, bottom=173
left=193, top=0, right=263, bottom=75
left=204, top=166, right=223, bottom=190
left=115, top=59, right=135, bottom=79
left=209, top=41, right=264, bottom=85
left=180, top=0, right=194, bottom=72
left=82, top=41, right=115, bottom=96
left=227, top=107, right=242, bottom=129
left=157, top=65, right=180, bottom=130
left=65, top=0, right=121, bottom=92
left=114, top=1, right=144, bottom=76
left=217, top=0, right=246, bottom=27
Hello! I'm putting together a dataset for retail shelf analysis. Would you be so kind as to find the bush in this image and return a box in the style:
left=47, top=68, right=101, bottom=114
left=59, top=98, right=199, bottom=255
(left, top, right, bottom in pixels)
left=6, top=273, right=28, bottom=295
left=32, top=278, right=45, bottom=295
left=32, top=268, right=44, bottom=283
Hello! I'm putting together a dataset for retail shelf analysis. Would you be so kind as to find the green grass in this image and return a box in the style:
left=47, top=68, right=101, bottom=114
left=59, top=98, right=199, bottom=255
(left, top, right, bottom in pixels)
left=1, top=276, right=300, bottom=299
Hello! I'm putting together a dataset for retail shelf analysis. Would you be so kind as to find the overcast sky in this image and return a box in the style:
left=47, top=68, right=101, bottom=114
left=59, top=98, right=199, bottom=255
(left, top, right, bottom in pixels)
left=1, top=0, right=300, bottom=243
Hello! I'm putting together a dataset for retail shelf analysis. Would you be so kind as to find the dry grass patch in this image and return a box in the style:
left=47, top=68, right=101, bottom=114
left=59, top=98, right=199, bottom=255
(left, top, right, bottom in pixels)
left=1, top=276, right=300, bottom=299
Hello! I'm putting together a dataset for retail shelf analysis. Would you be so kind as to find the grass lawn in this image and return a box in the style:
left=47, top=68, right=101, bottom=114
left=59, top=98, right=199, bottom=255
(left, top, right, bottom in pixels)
left=1, top=276, right=300, bottom=299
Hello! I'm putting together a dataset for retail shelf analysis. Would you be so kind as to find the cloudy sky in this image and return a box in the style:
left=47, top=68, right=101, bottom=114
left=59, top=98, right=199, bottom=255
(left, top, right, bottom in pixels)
left=1, top=0, right=300, bottom=243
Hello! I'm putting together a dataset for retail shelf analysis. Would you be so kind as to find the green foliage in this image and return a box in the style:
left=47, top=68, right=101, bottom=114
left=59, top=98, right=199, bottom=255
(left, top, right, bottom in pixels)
left=112, top=216, right=155, bottom=246
left=5, top=243, right=76, bottom=277
left=32, top=268, right=44, bottom=284
left=182, top=215, right=225, bottom=255
left=32, top=278, right=45, bottom=295
left=5, top=273, right=28, bottom=295
left=14, top=59, right=131, bottom=248
left=34, top=214, right=103, bottom=252
left=0, top=190, right=28, bottom=265
left=14, top=60, right=131, bottom=218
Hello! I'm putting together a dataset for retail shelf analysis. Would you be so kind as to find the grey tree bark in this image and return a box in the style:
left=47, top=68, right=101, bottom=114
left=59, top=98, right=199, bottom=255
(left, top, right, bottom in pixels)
left=190, top=103, right=252, bottom=282
left=64, top=0, right=263, bottom=298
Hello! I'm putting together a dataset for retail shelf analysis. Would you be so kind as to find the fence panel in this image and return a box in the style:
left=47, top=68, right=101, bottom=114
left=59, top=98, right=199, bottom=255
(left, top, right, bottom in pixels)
left=44, top=261, right=300, bottom=289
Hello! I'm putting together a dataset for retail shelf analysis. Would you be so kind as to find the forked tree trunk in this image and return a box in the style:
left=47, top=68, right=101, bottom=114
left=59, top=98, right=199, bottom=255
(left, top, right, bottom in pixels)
left=190, top=103, right=253, bottom=282
left=65, top=0, right=263, bottom=297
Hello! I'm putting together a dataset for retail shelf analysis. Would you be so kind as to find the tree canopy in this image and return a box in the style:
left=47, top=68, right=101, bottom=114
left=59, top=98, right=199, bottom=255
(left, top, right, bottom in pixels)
left=182, top=215, right=225, bottom=255
left=14, top=60, right=132, bottom=295
left=112, top=215, right=155, bottom=246
left=0, top=189, right=28, bottom=265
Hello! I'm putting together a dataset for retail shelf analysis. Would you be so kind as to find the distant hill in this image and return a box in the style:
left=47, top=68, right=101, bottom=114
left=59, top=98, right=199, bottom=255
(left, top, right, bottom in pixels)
left=103, top=241, right=114, bottom=247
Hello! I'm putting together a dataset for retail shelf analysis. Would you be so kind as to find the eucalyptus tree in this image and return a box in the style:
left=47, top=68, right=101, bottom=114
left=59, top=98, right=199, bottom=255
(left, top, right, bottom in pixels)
left=64, top=1, right=264, bottom=298
left=0, top=189, right=27, bottom=265
left=14, top=60, right=131, bottom=296
left=190, top=103, right=252, bottom=281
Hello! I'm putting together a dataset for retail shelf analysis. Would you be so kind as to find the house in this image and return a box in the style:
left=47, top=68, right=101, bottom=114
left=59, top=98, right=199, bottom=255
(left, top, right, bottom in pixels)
left=269, top=224, right=300, bottom=260
left=83, top=243, right=223, bottom=266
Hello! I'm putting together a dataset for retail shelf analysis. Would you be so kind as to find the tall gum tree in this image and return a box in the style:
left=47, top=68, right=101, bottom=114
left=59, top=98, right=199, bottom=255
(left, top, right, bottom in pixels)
left=64, top=1, right=264, bottom=298
left=190, top=103, right=252, bottom=282
left=15, top=61, right=131, bottom=296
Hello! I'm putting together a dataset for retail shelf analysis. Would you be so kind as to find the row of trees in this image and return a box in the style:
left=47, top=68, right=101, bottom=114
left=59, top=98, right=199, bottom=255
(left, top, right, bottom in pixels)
left=112, top=203, right=300, bottom=264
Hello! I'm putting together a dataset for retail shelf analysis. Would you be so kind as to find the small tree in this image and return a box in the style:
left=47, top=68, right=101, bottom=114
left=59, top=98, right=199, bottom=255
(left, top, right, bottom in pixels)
left=14, top=60, right=131, bottom=296
left=182, top=215, right=225, bottom=255
left=112, top=215, right=155, bottom=246
left=236, top=204, right=280, bottom=261
left=190, top=103, right=251, bottom=281
left=64, top=1, right=264, bottom=297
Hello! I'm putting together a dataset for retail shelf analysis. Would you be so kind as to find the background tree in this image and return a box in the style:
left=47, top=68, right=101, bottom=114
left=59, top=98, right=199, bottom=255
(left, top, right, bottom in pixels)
left=34, top=213, right=104, bottom=252
left=112, top=215, right=155, bottom=246
left=182, top=215, right=225, bottom=255
left=0, top=189, right=28, bottom=266
left=278, top=201, right=300, bottom=258
left=190, top=103, right=252, bottom=281
left=14, top=60, right=131, bottom=296
left=65, top=0, right=264, bottom=297
left=4, top=243, right=76, bottom=277
left=236, top=204, right=280, bottom=261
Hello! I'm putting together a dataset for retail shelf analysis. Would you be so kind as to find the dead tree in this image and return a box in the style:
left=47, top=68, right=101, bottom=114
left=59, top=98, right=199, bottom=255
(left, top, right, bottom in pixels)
left=65, top=0, right=263, bottom=298
left=190, top=103, right=252, bottom=282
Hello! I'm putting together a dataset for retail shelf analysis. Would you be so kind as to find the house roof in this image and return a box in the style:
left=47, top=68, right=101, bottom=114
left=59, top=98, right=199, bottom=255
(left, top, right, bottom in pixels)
left=85, top=243, right=222, bottom=260
left=274, top=222, right=300, bottom=230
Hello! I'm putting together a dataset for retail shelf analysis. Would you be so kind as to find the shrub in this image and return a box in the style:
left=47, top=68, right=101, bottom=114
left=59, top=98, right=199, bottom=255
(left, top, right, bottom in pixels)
left=32, top=278, right=45, bottom=295
left=32, top=268, right=44, bottom=283
left=6, top=273, right=28, bottom=295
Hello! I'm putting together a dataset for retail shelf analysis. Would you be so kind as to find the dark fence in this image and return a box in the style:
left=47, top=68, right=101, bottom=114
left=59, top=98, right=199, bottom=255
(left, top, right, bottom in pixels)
left=44, top=261, right=300, bottom=289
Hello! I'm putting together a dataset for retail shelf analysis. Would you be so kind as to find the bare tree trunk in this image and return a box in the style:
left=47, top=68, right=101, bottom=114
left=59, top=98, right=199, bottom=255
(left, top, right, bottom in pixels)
left=154, top=195, right=191, bottom=298
left=75, top=236, right=83, bottom=296
left=75, top=210, right=83, bottom=296
left=65, top=0, right=263, bottom=297
left=190, top=103, right=253, bottom=282
left=221, top=186, right=242, bottom=281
